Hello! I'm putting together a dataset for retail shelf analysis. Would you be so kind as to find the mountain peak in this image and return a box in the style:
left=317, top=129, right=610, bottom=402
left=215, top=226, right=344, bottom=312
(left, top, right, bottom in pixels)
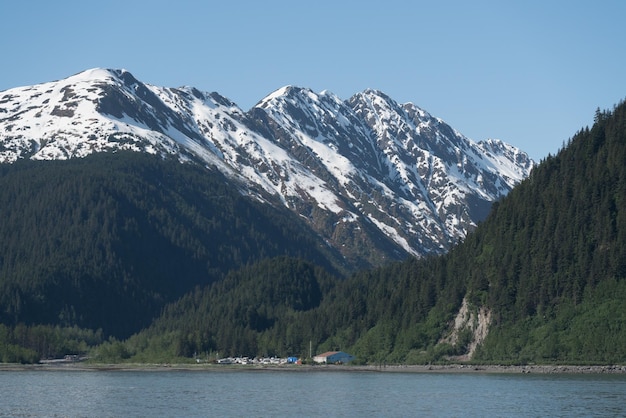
left=63, top=68, right=138, bottom=86
left=0, top=69, right=535, bottom=265
left=255, top=85, right=326, bottom=110
left=359, top=88, right=391, bottom=100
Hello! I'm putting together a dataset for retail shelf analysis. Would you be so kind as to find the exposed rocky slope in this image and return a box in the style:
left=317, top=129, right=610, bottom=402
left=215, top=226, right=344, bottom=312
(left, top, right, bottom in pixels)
left=0, top=69, right=535, bottom=266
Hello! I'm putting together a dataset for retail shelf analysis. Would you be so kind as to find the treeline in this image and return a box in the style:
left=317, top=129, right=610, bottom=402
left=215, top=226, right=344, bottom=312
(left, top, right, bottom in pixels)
left=0, top=324, right=103, bottom=364
left=0, top=152, right=347, bottom=338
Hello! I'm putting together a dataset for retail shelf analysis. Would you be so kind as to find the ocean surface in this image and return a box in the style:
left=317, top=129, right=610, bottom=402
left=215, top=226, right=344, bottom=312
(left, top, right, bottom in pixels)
left=1, top=368, right=626, bottom=417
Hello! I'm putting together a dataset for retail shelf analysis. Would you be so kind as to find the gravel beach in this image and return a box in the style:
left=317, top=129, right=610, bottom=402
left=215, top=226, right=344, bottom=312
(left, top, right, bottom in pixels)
left=1, top=362, right=625, bottom=374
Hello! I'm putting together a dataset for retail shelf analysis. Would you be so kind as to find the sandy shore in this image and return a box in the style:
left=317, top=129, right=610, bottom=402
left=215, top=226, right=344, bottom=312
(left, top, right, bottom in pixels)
left=1, top=362, right=625, bottom=374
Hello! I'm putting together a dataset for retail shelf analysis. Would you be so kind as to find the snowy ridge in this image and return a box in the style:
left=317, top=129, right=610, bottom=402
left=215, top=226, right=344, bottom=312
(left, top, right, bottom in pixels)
left=0, top=69, right=535, bottom=266
left=253, top=86, right=534, bottom=256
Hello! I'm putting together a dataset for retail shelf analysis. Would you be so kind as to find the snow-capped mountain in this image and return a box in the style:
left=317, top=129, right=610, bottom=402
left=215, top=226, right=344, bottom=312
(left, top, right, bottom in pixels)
left=0, top=68, right=535, bottom=266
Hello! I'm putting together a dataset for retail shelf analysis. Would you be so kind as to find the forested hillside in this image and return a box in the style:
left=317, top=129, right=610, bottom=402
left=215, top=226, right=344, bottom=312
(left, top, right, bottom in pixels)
left=0, top=153, right=346, bottom=339
left=466, top=103, right=626, bottom=362
left=117, top=101, right=626, bottom=364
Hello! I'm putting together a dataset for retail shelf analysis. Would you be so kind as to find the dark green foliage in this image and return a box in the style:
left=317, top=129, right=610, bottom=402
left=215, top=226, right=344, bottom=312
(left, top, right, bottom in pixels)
left=473, top=102, right=625, bottom=309
left=123, top=255, right=460, bottom=363
left=0, top=152, right=346, bottom=339
left=474, top=279, right=626, bottom=364
left=462, top=100, right=626, bottom=362
left=123, top=257, right=335, bottom=360
left=309, top=256, right=465, bottom=362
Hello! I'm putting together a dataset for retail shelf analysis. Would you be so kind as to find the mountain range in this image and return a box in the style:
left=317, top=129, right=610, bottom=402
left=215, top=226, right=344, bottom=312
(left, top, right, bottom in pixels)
left=1, top=69, right=624, bottom=365
left=0, top=69, right=534, bottom=267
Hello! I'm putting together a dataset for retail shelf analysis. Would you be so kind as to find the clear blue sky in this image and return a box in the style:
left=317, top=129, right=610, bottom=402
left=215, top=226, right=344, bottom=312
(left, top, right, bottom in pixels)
left=2, top=0, right=625, bottom=161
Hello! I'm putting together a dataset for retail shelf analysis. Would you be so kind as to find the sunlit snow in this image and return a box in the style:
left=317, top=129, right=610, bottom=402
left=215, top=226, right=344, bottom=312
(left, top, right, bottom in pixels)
left=0, top=68, right=535, bottom=258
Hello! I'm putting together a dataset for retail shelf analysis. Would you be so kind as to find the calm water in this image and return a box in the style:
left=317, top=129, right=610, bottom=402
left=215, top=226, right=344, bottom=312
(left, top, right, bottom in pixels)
left=1, top=369, right=626, bottom=417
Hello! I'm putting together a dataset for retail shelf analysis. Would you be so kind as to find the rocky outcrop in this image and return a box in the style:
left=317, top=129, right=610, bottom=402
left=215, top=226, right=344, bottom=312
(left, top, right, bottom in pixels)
left=440, top=297, right=492, bottom=360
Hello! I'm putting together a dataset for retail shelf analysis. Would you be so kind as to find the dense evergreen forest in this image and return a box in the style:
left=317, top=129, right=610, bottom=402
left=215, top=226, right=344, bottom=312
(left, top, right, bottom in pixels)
left=0, top=152, right=347, bottom=341
left=2, top=100, right=625, bottom=365
left=466, top=103, right=626, bottom=363
left=114, top=255, right=461, bottom=364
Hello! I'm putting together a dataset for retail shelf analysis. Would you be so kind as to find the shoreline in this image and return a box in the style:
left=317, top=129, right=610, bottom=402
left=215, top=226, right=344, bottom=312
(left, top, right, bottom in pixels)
left=1, top=362, right=625, bottom=374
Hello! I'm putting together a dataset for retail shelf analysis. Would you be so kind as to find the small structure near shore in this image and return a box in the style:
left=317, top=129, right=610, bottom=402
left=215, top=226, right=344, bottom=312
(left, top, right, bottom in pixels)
left=312, top=351, right=355, bottom=364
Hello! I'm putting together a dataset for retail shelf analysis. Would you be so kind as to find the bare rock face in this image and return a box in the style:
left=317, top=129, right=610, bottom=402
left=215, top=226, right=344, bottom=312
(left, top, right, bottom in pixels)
left=440, top=297, right=492, bottom=360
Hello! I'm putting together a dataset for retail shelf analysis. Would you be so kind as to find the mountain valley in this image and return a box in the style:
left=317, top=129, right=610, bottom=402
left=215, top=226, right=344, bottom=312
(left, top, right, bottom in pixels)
left=5, top=72, right=622, bottom=366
